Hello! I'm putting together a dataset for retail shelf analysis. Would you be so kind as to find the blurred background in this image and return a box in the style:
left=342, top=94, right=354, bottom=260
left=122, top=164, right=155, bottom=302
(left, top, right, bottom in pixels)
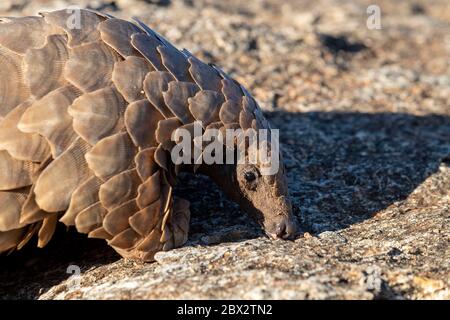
left=0, top=0, right=449, bottom=300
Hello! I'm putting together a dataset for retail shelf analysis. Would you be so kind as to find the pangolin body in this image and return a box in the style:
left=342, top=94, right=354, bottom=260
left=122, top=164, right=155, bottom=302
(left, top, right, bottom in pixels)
left=0, top=9, right=295, bottom=261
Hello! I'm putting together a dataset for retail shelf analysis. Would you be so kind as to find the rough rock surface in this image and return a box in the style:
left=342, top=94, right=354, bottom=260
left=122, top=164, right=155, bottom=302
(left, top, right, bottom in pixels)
left=0, top=0, right=449, bottom=300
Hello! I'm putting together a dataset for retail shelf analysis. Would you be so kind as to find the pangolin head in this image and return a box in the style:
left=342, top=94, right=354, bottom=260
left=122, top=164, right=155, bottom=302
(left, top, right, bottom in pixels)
left=234, top=160, right=296, bottom=240
left=199, top=126, right=297, bottom=240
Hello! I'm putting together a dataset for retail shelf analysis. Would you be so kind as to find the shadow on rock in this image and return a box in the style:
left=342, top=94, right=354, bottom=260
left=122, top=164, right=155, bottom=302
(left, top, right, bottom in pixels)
left=0, top=226, right=119, bottom=300
left=267, top=111, right=450, bottom=234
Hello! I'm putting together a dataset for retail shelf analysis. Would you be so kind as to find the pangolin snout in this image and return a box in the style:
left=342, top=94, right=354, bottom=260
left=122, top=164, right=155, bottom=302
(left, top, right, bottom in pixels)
left=257, top=195, right=296, bottom=240
left=265, top=215, right=296, bottom=240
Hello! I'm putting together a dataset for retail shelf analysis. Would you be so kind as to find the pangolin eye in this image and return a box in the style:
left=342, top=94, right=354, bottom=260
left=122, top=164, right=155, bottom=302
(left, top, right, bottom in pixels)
left=244, top=171, right=257, bottom=182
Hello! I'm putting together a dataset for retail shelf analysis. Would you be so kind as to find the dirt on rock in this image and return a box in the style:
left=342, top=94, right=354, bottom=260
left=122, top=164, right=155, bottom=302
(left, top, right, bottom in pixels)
left=0, top=0, right=449, bottom=300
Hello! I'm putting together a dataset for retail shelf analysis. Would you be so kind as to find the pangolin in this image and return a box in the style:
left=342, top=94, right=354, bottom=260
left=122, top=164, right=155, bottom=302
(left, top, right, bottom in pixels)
left=0, top=9, right=296, bottom=262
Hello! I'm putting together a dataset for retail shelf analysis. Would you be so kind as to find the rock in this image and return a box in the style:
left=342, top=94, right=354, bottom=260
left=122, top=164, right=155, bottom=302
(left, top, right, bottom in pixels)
left=318, top=231, right=347, bottom=244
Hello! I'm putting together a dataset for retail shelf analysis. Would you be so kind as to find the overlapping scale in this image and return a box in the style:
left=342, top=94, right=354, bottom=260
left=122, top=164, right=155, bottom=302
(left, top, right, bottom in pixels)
left=37, top=215, right=58, bottom=248
left=125, top=99, right=163, bottom=148
left=112, top=56, right=152, bottom=103
left=134, top=148, right=159, bottom=181
left=64, top=41, right=120, bottom=92
left=24, top=34, right=69, bottom=98
left=0, top=189, right=29, bottom=231
left=143, top=71, right=175, bottom=118
left=19, top=185, right=50, bottom=225
left=0, top=47, right=30, bottom=118
left=0, top=101, right=50, bottom=162
left=130, top=33, right=164, bottom=70
left=157, top=45, right=191, bottom=82
left=136, top=171, right=161, bottom=209
left=98, top=18, right=142, bottom=57
left=0, top=16, right=62, bottom=54
left=69, top=86, right=126, bottom=145
left=75, top=202, right=106, bottom=234
left=239, top=107, right=254, bottom=130
left=60, top=175, right=102, bottom=226
left=187, top=56, right=222, bottom=91
left=155, top=117, right=182, bottom=150
left=88, top=226, right=112, bottom=240
left=41, top=9, right=103, bottom=47
left=188, top=90, right=224, bottom=127
left=99, top=169, right=141, bottom=211
left=154, top=144, right=169, bottom=172
left=19, top=85, right=80, bottom=157
left=129, top=198, right=162, bottom=236
left=0, top=228, right=26, bottom=252
left=34, top=138, right=91, bottom=212
left=103, top=199, right=139, bottom=236
left=108, top=228, right=140, bottom=249
left=85, top=132, right=136, bottom=181
left=0, top=151, right=38, bottom=190
left=221, top=78, right=244, bottom=102
left=219, top=99, right=241, bottom=125
left=163, top=81, right=198, bottom=124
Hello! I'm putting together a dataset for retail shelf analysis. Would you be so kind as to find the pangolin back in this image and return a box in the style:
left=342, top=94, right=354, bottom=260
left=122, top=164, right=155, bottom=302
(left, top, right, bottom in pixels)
left=0, top=9, right=270, bottom=261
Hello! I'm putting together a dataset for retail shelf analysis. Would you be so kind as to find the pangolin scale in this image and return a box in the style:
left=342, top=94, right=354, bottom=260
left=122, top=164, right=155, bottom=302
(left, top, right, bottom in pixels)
left=0, top=9, right=295, bottom=262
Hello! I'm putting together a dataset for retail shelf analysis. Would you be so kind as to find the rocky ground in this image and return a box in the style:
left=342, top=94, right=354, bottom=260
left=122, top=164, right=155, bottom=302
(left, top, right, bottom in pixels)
left=0, top=0, right=449, bottom=299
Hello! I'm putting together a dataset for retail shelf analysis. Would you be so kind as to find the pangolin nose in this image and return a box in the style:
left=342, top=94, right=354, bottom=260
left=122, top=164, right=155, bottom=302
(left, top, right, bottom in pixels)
left=271, top=218, right=296, bottom=240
